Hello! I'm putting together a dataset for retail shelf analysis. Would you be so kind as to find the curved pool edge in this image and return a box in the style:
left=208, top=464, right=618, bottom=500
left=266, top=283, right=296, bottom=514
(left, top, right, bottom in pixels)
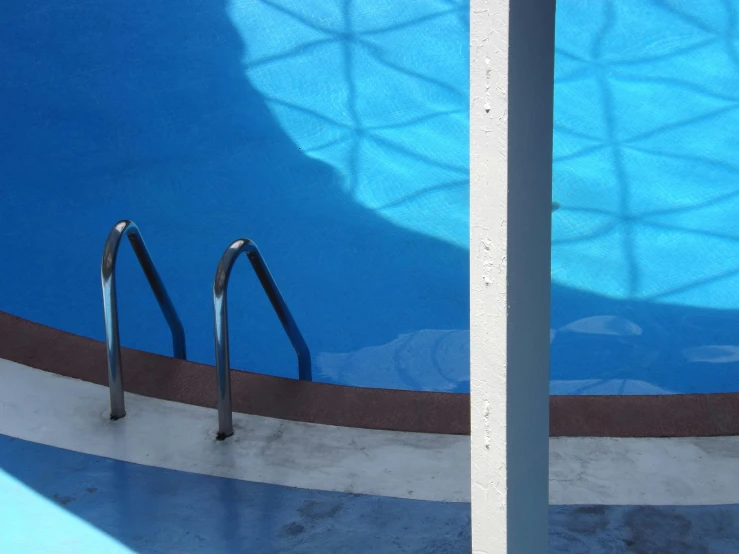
left=3, top=360, right=739, bottom=553
left=1, top=310, right=738, bottom=438
left=0, top=311, right=468, bottom=435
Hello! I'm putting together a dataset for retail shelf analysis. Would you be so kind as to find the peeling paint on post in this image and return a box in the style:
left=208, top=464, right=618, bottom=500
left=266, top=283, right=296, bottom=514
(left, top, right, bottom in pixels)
left=470, top=0, right=555, bottom=552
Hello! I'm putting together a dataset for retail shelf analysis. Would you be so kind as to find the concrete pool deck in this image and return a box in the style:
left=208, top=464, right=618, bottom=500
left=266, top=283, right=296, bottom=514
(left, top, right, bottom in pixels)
left=1, top=357, right=738, bottom=551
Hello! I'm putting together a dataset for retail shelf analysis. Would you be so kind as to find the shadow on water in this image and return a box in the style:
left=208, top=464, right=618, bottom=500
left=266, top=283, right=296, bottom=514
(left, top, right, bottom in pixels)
left=2, top=0, right=739, bottom=395
left=0, top=0, right=470, bottom=391
left=551, top=0, right=739, bottom=394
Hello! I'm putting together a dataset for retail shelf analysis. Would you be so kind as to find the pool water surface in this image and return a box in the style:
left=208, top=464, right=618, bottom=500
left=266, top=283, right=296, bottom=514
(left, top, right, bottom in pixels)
left=1, top=0, right=738, bottom=394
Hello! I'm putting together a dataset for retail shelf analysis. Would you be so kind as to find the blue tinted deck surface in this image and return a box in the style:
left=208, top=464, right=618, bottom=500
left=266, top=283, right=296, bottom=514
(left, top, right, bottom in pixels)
left=0, top=435, right=470, bottom=554
left=3, top=435, right=738, bottom=552
left=1, top=1, right=738, bottom=394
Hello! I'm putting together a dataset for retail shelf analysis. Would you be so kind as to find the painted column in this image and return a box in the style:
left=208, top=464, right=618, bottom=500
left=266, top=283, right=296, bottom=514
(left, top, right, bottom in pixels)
left=470, top=0, right=556, bottom=552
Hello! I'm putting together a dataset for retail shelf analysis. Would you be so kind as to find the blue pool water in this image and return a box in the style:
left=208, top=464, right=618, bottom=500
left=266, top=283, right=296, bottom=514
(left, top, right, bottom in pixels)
left=1, top=1, right=738, bottom=394
left=551, top=1, right=739, bottom=394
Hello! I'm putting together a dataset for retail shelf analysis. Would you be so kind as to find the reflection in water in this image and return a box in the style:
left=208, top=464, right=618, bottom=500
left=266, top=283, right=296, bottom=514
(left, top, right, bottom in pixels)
left=316, top=329, right=469, bottom=392
left=683, top=345, right=739, bottom=364
left=550, top=379, right=674, bottom=395
left=558, top=315, right=642, bottom=336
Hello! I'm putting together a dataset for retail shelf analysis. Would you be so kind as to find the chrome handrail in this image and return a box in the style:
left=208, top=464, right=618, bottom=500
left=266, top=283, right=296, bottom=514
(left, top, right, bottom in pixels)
left=102, top=220, right=186, bottom=419
left=213, top=239, right=311, bottom=438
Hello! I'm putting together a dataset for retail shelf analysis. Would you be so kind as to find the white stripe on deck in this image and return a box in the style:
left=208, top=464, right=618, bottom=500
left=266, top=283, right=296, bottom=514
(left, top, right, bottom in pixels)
left=0, top=359, right=469, bottom=502
left=551, top=435, right=739, bottom=506
left=1, top=358, right=739, bottom=505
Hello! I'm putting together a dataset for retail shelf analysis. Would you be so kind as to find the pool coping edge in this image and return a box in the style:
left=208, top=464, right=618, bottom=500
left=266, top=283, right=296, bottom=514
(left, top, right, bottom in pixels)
left=1, top=311, right=738, bottom=437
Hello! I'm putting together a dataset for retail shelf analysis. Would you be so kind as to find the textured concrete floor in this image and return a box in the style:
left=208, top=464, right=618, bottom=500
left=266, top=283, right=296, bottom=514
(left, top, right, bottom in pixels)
left=550, top=504, right=739, bottom=554
left=3, top=435, right=739, bottom=552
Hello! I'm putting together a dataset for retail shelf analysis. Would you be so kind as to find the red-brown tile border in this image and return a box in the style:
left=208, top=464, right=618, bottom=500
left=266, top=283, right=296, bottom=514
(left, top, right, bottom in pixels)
left=1, top=311, right=737, bottom=437
left=550, top=393, right=739, bottom=438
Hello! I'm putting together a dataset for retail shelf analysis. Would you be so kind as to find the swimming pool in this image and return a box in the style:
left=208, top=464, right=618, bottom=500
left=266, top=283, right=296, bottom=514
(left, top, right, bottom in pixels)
left=551, top=1, right=739, bottom=394
left=1, top=0, right=738, bottom=394
left=1, top=0, right=470, bottom=393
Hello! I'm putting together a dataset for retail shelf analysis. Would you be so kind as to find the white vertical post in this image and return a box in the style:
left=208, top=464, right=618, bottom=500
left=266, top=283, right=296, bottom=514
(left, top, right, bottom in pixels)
left=470, top=0, right=556, bottom=552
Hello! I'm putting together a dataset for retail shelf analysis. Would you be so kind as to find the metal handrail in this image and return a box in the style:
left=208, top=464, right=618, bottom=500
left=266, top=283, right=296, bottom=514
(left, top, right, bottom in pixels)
left=102, top=220, right=186, bottom=419
left=213, top=239, right=311, bottom=439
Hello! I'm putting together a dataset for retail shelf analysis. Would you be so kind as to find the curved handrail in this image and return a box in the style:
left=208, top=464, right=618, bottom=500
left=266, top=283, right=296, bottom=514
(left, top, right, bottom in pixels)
left=213, top=239, right=311, bottom=438
left=102, top=220, right=186, bottom=419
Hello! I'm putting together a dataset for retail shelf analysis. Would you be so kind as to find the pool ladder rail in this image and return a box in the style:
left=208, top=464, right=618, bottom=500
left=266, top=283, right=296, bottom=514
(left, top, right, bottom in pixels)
left=101, top=220, right=186, bottom=420
left=101, top=220, right=311, bottom=439
left=213, top=239, right=311, bottom=438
